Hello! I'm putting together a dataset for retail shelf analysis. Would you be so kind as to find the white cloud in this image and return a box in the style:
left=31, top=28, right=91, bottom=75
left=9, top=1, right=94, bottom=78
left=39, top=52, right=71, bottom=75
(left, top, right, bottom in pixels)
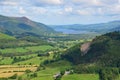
left=72, top=0, right=102, bottom=7
left=19, top=7, right=26, bottom=14
left=106, top=5, right=120, bottom=15
left=73, top=7, right=96, bottom=16
left=64, top=7, right=73, bottom=12
left=97, top=8, right=103, bottom=15
left=0, top=1, right=18, bottom=6
left=31, top=7, right=47, bottom=14
left=99, top=0, right=119, bottom=5
left=58, top=11, right=64, bottom=15
left=119, top=0, right=120, bottom=3
left=77, top=10, right=91, bottom=16
left=33, top=0, right=63, bottom=6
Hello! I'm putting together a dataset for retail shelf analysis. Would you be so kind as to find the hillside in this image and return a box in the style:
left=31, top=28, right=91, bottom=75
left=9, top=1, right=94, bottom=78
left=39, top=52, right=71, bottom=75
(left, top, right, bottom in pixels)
left=0, top=32, right=16, bottom=40
left=0, top=15, right=56, bottom=36
left=62, top=31, right=120, bottom=67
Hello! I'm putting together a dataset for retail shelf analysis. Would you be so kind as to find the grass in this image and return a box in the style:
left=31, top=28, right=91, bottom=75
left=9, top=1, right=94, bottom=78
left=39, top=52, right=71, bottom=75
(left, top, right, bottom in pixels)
left=26, top=45, right=53, bottom=52
left=19, top=60, right=72, bottom=80
left=46, top=60, right=72, bottom=69
left=0, top=54, right=37, bottom=65
left=0, top=47, right=28, bottom=53
left=0, top=33, right=16, bottom=40
left=14, top=53, right=54, bottom=65
left=31, top=75, right=53, bottom=80
left=0, top=57, right=13, bottom=64
left=14, top=57, right=45, bottom=65
left=0, top=45, right=53, bottom=54
left=0, top=65, right=37, bottom=78
left=22, top=68, right=60, bottom=80
left=26, top=60, right=72, bottom=80
left=62, top=74, right=99, bottom=80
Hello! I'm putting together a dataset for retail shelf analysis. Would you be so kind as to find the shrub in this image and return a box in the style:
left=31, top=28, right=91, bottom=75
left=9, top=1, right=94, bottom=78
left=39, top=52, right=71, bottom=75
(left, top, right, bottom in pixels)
left=9, top=73, right=17, bottom=79
left=25, top=69, right=32, bottom=73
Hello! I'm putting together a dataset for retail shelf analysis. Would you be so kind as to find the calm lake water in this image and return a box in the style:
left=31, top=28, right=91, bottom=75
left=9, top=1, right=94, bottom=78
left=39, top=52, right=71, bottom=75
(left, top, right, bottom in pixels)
left=54, top=28, right=90, bottom=34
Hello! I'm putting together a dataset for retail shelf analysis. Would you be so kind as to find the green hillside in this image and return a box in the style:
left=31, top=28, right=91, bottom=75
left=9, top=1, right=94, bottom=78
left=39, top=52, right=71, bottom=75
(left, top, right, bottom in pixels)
left=0, top=15, right=56, bottom=36
left=0, top=32, right=16, bottom=40
left=62, top=31, right=120, bottom=67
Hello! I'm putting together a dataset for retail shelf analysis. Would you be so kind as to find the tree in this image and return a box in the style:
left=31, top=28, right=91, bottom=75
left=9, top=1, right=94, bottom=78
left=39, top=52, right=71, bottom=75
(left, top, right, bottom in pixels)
left=99, top=68, right=119, bottom=80
left=25, top=69, right=32, bottom=73
left=9, top=74, right=17, bottom=79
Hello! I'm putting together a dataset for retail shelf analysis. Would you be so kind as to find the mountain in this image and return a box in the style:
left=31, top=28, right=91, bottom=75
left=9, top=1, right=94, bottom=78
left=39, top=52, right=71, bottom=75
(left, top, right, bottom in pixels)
left=50, top=21, right=120, bottom=34
left=62, top=31, right=120, bottom=67
left=0, top=32, right=16, bottom=40
left=110, top=26, right=120, bottom=32
left=0, top=15, right=56, bottom=36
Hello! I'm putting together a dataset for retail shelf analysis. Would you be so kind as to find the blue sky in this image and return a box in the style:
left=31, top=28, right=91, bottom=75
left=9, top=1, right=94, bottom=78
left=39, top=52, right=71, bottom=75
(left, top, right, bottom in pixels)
left=0, top=0, right=120, bottom=25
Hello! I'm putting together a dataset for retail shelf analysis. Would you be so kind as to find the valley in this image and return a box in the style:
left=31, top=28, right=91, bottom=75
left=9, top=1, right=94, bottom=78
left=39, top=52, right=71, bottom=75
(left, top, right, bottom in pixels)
left=0, top=15, right=120, bottom=80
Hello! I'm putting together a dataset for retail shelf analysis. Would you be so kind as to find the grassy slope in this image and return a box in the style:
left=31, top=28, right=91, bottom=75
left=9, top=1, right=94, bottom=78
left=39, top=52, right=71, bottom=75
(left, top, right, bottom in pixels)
left=62, top=74, right=99, bottom=80
left=0, top=45, right=53, bottom=53
left=19, top=60, right=72, bottom=80
left=0, top=45, right=53, bottom=65
left=0, top=15, right=55, bottom=36
left=0, top=33, right=16, bottom=40
left=62, top=31, right=120, bottom=66
left=0, top=45, right=53, bottom=54
left=14, top=57, right=46, bottom=65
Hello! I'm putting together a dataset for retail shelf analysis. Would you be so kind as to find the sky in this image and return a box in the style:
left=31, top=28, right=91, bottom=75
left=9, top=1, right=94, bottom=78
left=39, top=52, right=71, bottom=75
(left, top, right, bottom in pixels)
left=0, top=0, right=120, bottom=25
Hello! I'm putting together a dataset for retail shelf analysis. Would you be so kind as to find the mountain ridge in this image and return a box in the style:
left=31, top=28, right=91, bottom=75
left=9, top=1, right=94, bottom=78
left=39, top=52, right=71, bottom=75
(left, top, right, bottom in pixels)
left=0, top=15, right=56, bottom=36
left=50, top=20, right=120, bottom=34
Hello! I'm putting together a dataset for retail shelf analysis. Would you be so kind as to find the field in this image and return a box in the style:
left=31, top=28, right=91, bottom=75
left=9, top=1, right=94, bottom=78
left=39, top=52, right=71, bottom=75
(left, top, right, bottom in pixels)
left=0, top=45, right=53, bottom=54
left=0, top=39, right=100, bottom=80
left=0, top=65, right=37, bottom=78
left=62, top=74, right=99, bottom=80
left=0, top=33, right=119, bottom=80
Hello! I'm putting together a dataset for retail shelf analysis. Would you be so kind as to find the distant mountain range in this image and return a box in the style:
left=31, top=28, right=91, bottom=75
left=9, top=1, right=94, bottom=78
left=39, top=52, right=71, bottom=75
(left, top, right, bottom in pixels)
left=50, top=21, right=120, bottom=34
left=0, top=14, right=120, bottom=36
left=0, top=15, right=56, bottom=36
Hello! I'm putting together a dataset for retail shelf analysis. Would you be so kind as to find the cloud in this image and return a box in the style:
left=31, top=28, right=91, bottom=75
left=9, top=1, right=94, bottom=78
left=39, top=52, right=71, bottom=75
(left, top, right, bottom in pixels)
left=19, top=7, right=26, bottom=14
left=100, top=0, right=119, bottom=5
left=72, top=0, right=102, bottom=7
left=77, top=10, right=90, bottom=16
left=102, top=5, right=120, bottom=16
left=0, top=0, right=18, bottom=6
left=32, top=0, right=63, bottom=6
left=31, top=7, right=47, bottom=14
left=64, top=7, right=73, bottom=12
left=76, top=8, right=96, bottom=16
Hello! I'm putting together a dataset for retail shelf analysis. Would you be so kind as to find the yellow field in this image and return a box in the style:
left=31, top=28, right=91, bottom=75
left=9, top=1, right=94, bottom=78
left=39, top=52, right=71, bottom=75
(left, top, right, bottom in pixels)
left=0, top=65, right=37, bottom=78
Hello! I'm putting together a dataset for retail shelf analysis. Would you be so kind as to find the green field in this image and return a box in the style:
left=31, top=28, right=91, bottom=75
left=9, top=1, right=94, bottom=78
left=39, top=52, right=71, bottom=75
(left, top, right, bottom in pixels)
left=22, top=71, right=99, bottom=80
left=62, top=74, right=99, bottom=80
left=0, top=54, right=36, bottom=65
left=0, top=57, right=13, bottom=64
left=0, top=31, right=119, bottom=80
left=26, top=45, right=53, bottom=52
left=14, top=57, right=47, bottom=65
left=0, top=45, right=53, bottom=54
left=0, top=45, right=54, bottom=65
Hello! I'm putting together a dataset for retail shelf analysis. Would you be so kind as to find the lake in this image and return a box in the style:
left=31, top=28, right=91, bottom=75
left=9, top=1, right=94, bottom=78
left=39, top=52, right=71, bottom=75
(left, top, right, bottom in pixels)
left=54, top=28, right=91, bottom=34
